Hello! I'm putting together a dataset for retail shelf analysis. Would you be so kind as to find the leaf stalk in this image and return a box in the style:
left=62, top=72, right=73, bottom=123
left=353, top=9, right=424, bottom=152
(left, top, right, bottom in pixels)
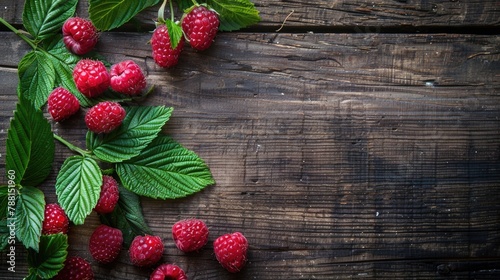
left=53, top=133, right=93, bottom=158
left=0, top=17, right=37, bottom=50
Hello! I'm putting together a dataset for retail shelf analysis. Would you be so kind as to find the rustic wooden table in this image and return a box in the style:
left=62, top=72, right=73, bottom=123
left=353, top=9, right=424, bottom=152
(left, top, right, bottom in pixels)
left=1, top=0, right=500, bottom=279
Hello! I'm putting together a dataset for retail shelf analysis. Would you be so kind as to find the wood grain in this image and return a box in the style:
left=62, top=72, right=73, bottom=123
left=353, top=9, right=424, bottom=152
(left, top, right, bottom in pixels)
left=1, top=0, right=500, bottom=30
left=0, top=0, right=499, bottom=279
left=1, top=29, right=499, bottom=279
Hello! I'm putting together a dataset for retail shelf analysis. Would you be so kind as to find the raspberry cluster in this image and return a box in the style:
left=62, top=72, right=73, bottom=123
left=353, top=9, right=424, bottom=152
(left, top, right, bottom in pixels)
left=49, top=10, right=246, bottom=280
left=87, top=218, right=249, bottom=279
left=50, top=17, right=148, bottom=135
left=152, top=5, right=220, bottom=68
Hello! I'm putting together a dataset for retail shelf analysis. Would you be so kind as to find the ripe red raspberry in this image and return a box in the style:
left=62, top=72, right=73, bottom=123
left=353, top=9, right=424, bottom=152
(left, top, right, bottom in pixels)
left=150, top=264, right=187, bottom=280
left=181, top=6, right=219, bottom=51
left=213, top=232, right=248, bottom=273
left=53, top=256, right=94, bottom=280
left=172, top=218, right=209, bottom=252
left=47, top=87, right=80, bottom=122
left=42, top=203, right=69, bottom=235
left=151, top=25, right=184, bottom=68
left=85, top=101, right=126, bottom=134
left=110, top=60, right=146, bottom=95
left=89, top=225, right=123, bottom=264
left=62, top=17, right=98, bottom=55
left=94, top=175, right=119, bottom=214
left=73, top=59, right=110, bottom=98
left=129, top=234, right=164, bottom=267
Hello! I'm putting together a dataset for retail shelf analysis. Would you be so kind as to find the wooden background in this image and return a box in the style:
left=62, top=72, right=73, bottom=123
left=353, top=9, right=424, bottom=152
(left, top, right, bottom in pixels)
left=1, top=0, right=500, bottom=279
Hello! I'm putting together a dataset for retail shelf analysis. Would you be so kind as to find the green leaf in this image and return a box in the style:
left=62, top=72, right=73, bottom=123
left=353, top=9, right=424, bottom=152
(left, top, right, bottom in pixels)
left=0, top=186, right=10, bottom=220
left=0, top=186, right=17, bottom=251
left=89, top=0, right=161, bottom=31
left=100, top=185, right=152, bottom=247
left=15, top=186, right=45, bottom=251
left=116, top=135, right=214, bottom=199
left=27, top=234, right=68, bottom=279
left=87, top=106, right=173, bottom=163
left=0, top=186, right=13, bottom=252
left=165, top=20, right=183, bottom=50
left=23, top=0, right=78, bottom=40
left=0, top=220, right=9, bottom=252
left=5, top=96, right=55, bottom=187
left=176, top=0, right=261, bottom=31
left=208, top=0, right=261, bottom=31
left=55, top=156, right=102, bottom=225
left=18, top=50, right=56, bottom=109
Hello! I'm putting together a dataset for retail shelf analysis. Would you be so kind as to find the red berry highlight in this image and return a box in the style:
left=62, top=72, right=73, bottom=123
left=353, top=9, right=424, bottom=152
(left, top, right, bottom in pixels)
left=110, top=60, right=147, bottom=95
left=94, top=175, right=119, bottom=214
left=182, top=6, right=220, bottom=51
left=89, top=225, right=123, bottom=264
left=150, top=263, right=187, bottom=280
left=47, top=87, right=80, bottom=122
left=213, top=232, right=248, bottom=273
left=73, top=59, right=110, bottom=98
left=151, top=25, right=184, bottom=68
left=129, top=234, right=164, bottom=267
left=42, top=203, right=69, bottom=235
left=53, top=256, right=94, bottom=280
left=172, top=218, right=209, bottom=252
left=85, top=101, right=126, bottom=134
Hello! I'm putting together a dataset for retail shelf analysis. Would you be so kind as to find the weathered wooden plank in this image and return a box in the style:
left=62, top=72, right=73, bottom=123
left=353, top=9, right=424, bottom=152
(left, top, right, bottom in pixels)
left=1, top=0, right=499, bottom=30
left=0, top=31, right=499, bottom=279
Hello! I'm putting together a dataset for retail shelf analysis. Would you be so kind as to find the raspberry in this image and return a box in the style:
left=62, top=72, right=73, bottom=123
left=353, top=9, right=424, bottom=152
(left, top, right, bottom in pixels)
left=85, top=101, right=126, bottom=133
left=42, top=203, right=69, bottom=235
left=94, top=175, right=119, bottom=214
left=172, top=218, right=209, bottom=252
left=73, top=59, right=110, bottom=98
left=110, top=60, right=147, bottom=95
left=151, top=25, right=184, bottom=68
left=150, top=264, right=187, bottom=280
left=181, top=6, right=219, bottom=51
left=53, top=256, right=94, bottom=280
left=213, top=232, right=248, bottom=273
left=47, top=87, right=80, bottom=122
left=129, top=234, right=164, bottom=267
left=62, top=17, right=98, bottom=55
left=88, top=225, right=123, bottom=264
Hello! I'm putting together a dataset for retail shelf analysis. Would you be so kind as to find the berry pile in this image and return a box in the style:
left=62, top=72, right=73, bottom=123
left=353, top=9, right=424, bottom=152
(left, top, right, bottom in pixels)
left=46, top=15, right=249, bottom=278
left=50, top=17, right=148, bottom=135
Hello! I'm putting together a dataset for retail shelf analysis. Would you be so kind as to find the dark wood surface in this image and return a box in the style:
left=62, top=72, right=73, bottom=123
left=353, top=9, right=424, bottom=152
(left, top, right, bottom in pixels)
left=1, top=0, right=499, bottom=279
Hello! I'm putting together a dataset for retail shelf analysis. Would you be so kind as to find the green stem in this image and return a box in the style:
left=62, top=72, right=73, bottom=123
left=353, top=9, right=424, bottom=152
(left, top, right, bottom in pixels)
left=170, top=0, right=175, bottom=22
left=0, top=17, right=37, bottom=49
left=157, top=0, right=169, bottom=23
left=53, top=133, right=90, bottom=157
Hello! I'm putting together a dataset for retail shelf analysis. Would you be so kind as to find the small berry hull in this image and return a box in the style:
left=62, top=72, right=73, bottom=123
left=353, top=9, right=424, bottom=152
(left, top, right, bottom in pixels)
left=62, top=17, right=99, bottom=55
